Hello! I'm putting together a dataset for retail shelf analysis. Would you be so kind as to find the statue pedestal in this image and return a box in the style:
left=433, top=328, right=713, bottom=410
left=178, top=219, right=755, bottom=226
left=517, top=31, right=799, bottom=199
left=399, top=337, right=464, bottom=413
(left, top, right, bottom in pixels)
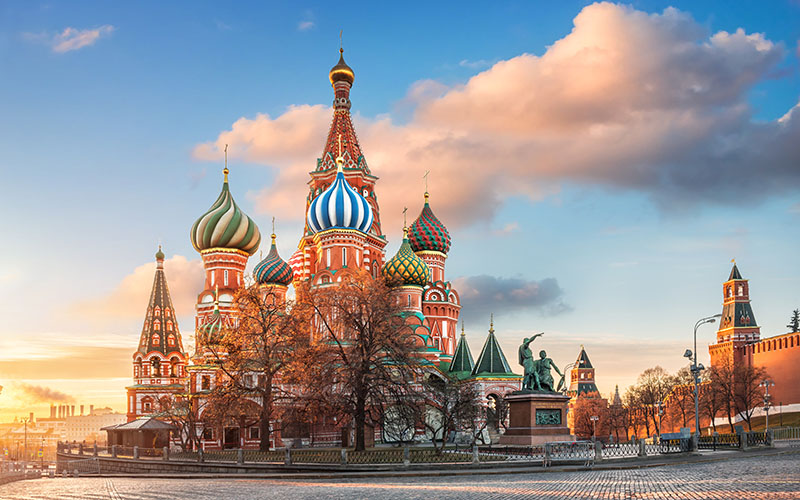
left=499, top=392, right=573, bottom=446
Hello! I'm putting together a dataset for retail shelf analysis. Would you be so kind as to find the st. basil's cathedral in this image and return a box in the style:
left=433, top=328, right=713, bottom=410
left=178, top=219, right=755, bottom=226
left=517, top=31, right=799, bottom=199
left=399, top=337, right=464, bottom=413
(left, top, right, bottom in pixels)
left=125, top=49, right=522, bottom=448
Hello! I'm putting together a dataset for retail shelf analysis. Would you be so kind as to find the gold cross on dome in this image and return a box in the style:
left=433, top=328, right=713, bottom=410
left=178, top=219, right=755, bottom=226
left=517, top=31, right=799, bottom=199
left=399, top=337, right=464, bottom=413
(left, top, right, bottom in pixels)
left=403, top=206, right=408, bottom=227
left=423, top=170, right=430, bottom=192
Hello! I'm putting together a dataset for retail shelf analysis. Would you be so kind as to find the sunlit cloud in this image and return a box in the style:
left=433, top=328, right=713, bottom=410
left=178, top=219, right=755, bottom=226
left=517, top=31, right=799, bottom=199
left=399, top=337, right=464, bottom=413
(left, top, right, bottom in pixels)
left=24, top=25, right=115, bottom=53
left=298, top=21, right=315, bottom=31
left=194, top=3, right=798, bottom=233
left=72, top=254, right=203, bottom=322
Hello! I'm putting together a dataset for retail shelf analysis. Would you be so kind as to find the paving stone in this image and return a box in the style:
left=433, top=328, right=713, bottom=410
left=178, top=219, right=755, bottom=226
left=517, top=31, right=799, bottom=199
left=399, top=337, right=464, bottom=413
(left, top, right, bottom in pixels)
left=2, top=451, right=798, bottom=499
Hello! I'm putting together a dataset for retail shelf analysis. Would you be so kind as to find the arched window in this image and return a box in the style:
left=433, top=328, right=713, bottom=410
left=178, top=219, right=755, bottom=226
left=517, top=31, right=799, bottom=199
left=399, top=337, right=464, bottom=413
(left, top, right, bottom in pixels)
left=154, top=306, right=161, bottom=316
left=342, top=248, right=347, bottom=267
left=201, top=375, right=211, bottom=391
left=153, top=319, right=161, bottom=331
left=738, top=285, right=744, bottom=296
left=168, top=334, right=175, bottom=346
left=167, top=320, right=173, bottom=332
left=407, top=295, right=411, bottom=307
left=224, top=269, right=229, bottom=286
left=151, top=357, right=161, bottom=376
left=170, top=357, right=179, bottom=377
left=152, top=333, right=160, bottom=346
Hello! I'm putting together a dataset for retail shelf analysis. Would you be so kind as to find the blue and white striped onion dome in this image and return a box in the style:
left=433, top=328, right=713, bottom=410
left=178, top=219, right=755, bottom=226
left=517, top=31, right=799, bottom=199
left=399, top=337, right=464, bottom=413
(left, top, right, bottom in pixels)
left=307, top=161, right=373, bottom=234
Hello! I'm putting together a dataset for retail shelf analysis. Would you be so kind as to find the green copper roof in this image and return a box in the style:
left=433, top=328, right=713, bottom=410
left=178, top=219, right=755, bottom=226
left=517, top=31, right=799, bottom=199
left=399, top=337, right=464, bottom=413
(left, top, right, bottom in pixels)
left=449, top=330, right=474, bottom=374
left=729, top=263, right=743, bottom=280
left=576, top=346, right=593, bottom=369
left=471, top=325, right=514, bottom=376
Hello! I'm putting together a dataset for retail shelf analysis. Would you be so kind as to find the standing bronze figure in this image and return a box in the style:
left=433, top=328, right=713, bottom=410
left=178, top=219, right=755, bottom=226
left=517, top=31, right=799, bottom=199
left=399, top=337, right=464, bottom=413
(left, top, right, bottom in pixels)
left=519, top=333, right=543, bottom=391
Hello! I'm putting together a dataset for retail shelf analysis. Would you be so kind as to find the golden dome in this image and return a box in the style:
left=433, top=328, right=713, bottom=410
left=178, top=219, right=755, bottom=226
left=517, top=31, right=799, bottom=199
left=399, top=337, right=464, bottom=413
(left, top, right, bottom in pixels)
left=329, top=48, right=355, bottom=86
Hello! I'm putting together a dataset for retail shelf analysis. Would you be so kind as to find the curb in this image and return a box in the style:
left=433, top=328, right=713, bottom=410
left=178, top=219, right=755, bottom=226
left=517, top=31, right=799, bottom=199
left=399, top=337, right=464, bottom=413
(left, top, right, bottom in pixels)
left=45, top=448, right=799, bottom=481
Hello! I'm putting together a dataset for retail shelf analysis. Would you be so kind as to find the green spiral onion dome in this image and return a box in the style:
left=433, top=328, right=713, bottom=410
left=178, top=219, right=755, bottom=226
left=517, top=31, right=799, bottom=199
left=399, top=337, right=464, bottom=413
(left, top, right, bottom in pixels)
left=408, top=192, right=451, bottom=255
left=253, top=234, right=293, bottom=286
left=190, top=168, right=261, bottom=255
left=198, top=301, right=224, bottom=347
left=382, top=228, right=431, bottom=287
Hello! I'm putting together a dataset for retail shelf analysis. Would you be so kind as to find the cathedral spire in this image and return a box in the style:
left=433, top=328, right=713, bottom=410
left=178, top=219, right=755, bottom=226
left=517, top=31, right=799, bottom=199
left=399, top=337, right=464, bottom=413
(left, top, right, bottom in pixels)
left=137, top=247, right=186, bottom=357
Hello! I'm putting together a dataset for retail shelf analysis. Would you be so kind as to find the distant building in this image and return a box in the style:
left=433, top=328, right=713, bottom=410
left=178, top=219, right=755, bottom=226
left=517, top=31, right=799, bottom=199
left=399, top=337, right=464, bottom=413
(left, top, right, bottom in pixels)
left=64, top=408, right=126, bottom=444
left=566, top=346, right=606, bottom=432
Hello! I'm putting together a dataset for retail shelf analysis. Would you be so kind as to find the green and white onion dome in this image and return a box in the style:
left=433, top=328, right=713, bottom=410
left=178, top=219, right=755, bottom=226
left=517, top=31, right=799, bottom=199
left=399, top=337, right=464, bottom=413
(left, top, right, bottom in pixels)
left=253, top=234, right=293, bottom=286
left=382, top=228, right=431, bottom=287
left=190, top=168, right=261, bottom=255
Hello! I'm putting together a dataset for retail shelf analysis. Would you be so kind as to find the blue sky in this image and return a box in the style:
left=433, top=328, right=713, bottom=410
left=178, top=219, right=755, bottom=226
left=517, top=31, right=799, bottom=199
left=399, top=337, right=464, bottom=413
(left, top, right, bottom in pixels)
left=0, top=1, right=798, bottom=419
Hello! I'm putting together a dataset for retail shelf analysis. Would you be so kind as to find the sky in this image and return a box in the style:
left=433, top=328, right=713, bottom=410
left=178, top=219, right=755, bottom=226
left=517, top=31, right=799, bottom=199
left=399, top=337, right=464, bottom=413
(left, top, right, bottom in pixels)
left=0, top=1, right=798, bottom=422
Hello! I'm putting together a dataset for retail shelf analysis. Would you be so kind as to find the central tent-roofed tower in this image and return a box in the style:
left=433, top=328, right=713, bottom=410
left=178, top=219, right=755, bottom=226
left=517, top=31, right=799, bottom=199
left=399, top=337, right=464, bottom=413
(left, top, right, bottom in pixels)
left=292, top=49, right=388, bottom=285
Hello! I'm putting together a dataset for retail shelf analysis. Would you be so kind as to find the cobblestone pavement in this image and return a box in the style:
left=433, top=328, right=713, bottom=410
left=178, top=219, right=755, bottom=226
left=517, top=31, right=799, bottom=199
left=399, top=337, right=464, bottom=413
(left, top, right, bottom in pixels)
left=3, top=451, right=799, bottom=499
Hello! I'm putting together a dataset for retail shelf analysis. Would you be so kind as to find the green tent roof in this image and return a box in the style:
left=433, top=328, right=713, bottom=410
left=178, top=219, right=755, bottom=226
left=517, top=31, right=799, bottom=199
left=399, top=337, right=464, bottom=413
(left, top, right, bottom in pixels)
left=449, top=330, right=474, bottom=374
left=471, top=325, right=514, bottom=376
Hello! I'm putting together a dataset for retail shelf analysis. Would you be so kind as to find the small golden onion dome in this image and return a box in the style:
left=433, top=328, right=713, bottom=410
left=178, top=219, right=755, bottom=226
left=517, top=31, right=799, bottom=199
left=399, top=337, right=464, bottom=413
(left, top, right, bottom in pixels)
left=329, top=48, right=355, bottom=86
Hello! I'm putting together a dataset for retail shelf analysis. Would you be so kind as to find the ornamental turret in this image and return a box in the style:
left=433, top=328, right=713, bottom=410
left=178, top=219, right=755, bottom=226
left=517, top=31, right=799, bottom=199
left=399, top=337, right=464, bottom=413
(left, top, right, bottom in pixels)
left=127, top=246, right=188, bottom=421
left=254, top=228, right=293, bottom=304
left=191, top=156, right=259, bottom=339
left=409, top=191, right=451, bottom=283
left=297, top=48, right=387, bottom=284
left=568, top=345, right=599, bottom=397
left=383, top=226, right=430, bottom=313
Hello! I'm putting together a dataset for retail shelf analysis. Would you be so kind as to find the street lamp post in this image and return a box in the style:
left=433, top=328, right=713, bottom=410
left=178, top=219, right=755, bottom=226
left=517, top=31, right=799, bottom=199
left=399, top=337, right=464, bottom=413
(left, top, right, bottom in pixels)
left=685, top=314, right=721, bottom=448
left=655, top=401, right=664, bottom=437
left=760, top=380, right=775, bottom=432
left=590, top=415, right=599, bottom=442
left=21, top=417, right=29, bottom=468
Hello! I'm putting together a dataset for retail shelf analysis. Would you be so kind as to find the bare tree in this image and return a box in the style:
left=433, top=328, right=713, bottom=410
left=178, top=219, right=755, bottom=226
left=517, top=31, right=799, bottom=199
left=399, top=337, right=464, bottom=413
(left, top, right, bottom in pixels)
left=296, top=269, right=423, bottom=451
left=632, top=366, right=674, bottom=436
left=157, top=395, right=207, bottom=452
left=417, top=373, right=482, bottom=453
left=571, top=392, right=609, bottom=441
left=666, top=367, right=696, bottom=429
left=208, top=284, right=308, bottom=451
left=709, top=359, right=736, bottom=431
left=733, top=363, right=769, bottom=431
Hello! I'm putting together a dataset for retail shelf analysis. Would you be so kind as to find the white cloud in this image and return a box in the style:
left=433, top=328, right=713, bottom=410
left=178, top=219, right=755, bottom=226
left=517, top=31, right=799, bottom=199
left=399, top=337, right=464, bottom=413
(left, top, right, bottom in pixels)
left=297, top=21, right=314, bottom=31
left=194, top=3, right=799, bottom=231
left=51, top=25, right=114, bottom=53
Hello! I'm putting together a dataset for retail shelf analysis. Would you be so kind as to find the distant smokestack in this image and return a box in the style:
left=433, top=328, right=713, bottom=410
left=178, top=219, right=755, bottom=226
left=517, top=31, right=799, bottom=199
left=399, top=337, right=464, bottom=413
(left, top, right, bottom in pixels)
left=90, top=405, right=94, bottom=415
left=50, top=405, right=56, bottom=419
left=70, top=405, right=75, bottom=417
left=80, top=405, right=84, bottom=416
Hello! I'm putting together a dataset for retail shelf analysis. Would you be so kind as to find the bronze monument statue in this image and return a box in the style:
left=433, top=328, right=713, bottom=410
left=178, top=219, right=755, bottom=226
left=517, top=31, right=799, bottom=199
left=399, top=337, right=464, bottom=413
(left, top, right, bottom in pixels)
left=518, top=333, right=564, bottom=392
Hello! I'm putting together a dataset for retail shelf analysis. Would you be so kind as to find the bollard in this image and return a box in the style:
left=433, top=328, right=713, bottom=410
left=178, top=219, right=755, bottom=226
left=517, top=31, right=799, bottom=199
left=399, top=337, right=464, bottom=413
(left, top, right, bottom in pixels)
left=93, top=444, right=98, bottom=457
left=237, top=448, right=244, bottom=465
left=112, top=445, right=117, bottom=458
left=284, top=447, right=292, bottom=465
left=340, top=448, right=347, bottom=465
left=49, top=469, right=55, bottom=479
left=403, top=445, right=410, bottom=466
left=472, top=445, right=479, bottom=464
left=133, top=446, right=139, bottom=460
left=163, top=447, right=169, bottom=462
left=595, top=441, right=603, bottom=462
left=197, top=449, right=204, bottom=463
left=766, top=430, right=774, bottom=448
left=544, top=443, right=552, bottom=468
left=638, top=440, right=646, bottom=457
left=73, top=469, right=79, bottom=478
